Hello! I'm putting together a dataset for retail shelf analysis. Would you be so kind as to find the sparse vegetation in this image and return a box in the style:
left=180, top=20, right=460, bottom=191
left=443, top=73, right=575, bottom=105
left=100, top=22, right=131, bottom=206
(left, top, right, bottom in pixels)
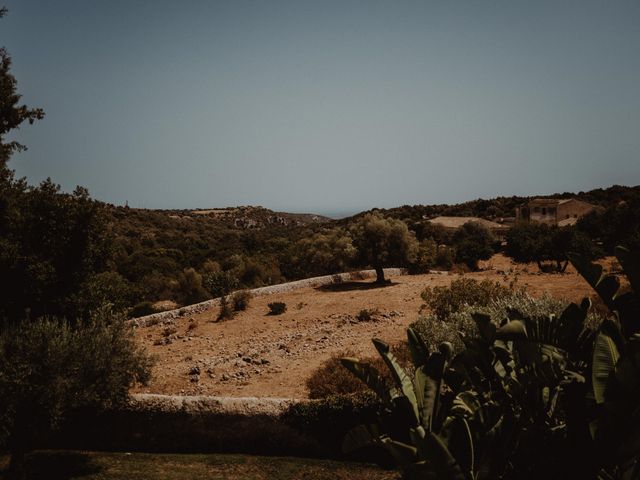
left=267, top=302, right=287, bottom=315
left=217, top=296, right=234, bottom=321
left=231, top=290, right=251, bottom=312
left=420, top=277, right=512, bottom=321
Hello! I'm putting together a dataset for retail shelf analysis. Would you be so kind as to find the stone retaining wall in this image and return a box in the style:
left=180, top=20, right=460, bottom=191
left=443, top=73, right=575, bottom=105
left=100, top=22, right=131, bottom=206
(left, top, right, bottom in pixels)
left=53, top=393, right=382, bottom=461
left=131, top=268, right=408, bottom=327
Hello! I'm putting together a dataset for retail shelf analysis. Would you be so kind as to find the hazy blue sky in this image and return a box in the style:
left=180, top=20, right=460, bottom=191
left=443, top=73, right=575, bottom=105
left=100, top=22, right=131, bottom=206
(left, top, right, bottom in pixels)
left=2, top=1, right=640, bottom=216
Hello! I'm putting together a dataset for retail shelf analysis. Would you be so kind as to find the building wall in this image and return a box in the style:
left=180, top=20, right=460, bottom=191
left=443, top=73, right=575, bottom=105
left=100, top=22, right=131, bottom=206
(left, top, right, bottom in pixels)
left=557, top=199, right=596, bottom=222
left=529, top=205, right=558, bottom=225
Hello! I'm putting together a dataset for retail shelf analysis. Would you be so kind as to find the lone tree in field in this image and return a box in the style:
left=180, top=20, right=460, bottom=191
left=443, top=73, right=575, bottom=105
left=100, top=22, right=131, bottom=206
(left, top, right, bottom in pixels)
left=351, top=212, right=418, bottom=283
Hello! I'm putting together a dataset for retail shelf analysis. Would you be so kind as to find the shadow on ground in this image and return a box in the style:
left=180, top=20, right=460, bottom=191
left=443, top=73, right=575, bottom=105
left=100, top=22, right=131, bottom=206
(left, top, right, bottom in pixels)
left=0, top=451, right=101, bottom=480
left=316, top=281, right=398, bottom=292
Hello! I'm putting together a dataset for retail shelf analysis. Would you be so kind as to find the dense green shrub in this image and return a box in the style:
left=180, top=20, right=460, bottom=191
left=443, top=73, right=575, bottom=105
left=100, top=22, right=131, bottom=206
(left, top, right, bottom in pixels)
left=407, top=239, right=437, bottom=274
left=0, top=308, right=152, bottom=477
left=451, top=221, right=497, bottom=270
left=203, top=270, right=239, bottom=298
left=267, top=301, right=287, bottom=315
left=231, top=290, right=251, bottom=311
left=176, top=267, right=209, bottom=306
left=420, top=277, right=512, bottom=321
left=127, top=301, right=157, bottom=319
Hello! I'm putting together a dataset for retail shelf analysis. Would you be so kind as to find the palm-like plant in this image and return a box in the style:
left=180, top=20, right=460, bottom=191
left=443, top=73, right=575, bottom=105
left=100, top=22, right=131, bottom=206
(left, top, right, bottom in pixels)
left=341, top=247, right=640, bottom=479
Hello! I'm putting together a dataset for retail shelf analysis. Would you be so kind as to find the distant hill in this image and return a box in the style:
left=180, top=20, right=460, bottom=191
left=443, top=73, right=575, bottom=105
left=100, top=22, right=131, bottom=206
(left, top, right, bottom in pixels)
left=338, top=184, right=640, bottom=224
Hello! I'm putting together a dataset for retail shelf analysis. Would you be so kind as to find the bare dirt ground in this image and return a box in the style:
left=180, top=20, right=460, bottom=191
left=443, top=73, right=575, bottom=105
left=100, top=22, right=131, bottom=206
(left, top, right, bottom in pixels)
left=133, top=254, right=613, bottom=399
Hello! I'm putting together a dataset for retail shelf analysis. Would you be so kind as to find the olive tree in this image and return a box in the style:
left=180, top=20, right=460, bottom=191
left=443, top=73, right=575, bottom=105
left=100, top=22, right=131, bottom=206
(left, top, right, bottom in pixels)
left=0, top=308, right=153, bottom=479
left=351, top=212, right=418, bottom=283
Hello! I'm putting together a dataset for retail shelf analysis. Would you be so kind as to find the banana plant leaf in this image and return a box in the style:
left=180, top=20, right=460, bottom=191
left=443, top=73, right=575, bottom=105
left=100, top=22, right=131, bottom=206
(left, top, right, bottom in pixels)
left=340, top=357, right=392, bottom=403
left=408, top=327, right=430, bottom=367
left=379, top=436, right=418, bottom=467
left=373, top=338, right=419, bottom=422
left=592, top=331, right=620, bottom=404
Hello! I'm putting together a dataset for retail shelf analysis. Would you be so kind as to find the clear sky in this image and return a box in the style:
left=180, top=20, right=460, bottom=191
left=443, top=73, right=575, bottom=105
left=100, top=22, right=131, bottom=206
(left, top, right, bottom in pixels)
left=2, top=1, right=640, bottom=216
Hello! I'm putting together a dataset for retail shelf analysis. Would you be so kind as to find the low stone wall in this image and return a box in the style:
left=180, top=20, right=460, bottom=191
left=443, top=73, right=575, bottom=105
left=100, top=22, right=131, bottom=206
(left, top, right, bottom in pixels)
left=53, top=393, right=382, bottom=461
left=131, top=268, right=408, bottom=327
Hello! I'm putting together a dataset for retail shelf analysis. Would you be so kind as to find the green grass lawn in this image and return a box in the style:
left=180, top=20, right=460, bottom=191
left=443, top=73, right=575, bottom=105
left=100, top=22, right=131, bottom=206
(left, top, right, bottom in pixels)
left=0, top=451, right=399, bottom=480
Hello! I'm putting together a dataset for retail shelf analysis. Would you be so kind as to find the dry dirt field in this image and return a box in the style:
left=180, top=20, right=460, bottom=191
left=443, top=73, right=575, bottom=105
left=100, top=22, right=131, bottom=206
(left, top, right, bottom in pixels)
left=133, top=254, right=613, bottom=399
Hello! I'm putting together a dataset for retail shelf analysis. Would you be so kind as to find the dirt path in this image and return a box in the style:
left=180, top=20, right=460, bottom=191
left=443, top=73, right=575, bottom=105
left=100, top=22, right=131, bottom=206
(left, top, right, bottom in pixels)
left=133, top=254, right=604, bottom=398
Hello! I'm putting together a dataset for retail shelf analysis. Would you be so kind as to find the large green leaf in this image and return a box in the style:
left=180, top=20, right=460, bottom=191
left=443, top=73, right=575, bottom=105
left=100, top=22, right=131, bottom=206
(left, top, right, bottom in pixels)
left=379, top=436, right=418, bottom=467
left=443, top=417, right=475, bottom=479
left=592, top=331, right=620, bottom=404
left=569, top=253, right=620, bottom=309
left=472, top=313, right=496, bottom=344
left=496, top=319, right=527, bottom=341
left=340, top=357, right=391, bottom=403
left=373, top=338, right=419, bottom=422
left=415, top=351, right=447, bottom=431
left=407, top=327, right=430, bottom=367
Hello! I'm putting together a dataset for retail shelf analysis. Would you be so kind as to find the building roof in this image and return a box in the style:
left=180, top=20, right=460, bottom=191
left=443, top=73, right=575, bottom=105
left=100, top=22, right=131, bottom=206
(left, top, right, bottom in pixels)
left=527, top=198, right=573, bottom=206
left=428, top=216, right=509, bottom=230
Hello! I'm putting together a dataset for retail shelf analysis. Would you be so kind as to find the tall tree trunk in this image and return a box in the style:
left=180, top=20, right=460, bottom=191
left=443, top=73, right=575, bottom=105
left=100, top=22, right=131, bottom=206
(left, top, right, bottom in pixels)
left=375, top=265, right=386, bottom=284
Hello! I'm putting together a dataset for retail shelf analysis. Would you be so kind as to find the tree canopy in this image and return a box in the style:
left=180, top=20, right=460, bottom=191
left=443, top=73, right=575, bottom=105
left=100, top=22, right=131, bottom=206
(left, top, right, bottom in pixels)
left=351, top=212, right=418, bottom=283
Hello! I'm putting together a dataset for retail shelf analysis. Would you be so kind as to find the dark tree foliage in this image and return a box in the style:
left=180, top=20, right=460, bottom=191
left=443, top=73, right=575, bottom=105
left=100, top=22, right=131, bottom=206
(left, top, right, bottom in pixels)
left=577, top=195, right=640, bottom=253
left=0, top=9, right=113, bottom=323
left=0, top=309, right=152, bottom=479
left=451, top=221, right=497, bottom=270
left=351, top=212, right=418, bottom=283
left=0, top=180, right=113, bottom=322
left=0, top=8, right=44, bottom=170
left=506, top=222, right=601, bottom=272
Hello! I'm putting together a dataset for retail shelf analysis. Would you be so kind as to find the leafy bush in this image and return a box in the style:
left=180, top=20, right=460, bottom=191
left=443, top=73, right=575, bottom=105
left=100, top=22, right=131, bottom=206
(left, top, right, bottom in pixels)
left=451, top=221, right=497, bottom=270
left=176, top=267, right=209, bottom=306
left=203, top=270, right=239, bottom=298
left=407, top=239, right=437, bottom=274
left=128, top=301, right=156, bottom=318
left=434, top=245, right=455, bottom=270
left=412, top=290, right=577, bottom=352
left=0, top=308, right=152, bottom=476
left=420, top=277, right=512, bottom=321
left=217, top=296, right=234, bottom=321
left=307, top=351, right=374, bottom=398
left=231, top=290, right=252, bottom=311
left=306, top=344, right=412, bottom=399
left=268, top=302, right=287, bottom=315
left=356, top=308, right=379, bottom=322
